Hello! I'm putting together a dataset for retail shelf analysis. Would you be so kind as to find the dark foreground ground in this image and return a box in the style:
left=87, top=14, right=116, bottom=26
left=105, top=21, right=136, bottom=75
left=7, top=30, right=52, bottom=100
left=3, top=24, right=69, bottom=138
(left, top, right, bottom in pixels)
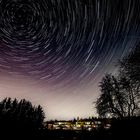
left=42, top=129, right=110, bottom=140
left=1, top=118, right=140, bottom=140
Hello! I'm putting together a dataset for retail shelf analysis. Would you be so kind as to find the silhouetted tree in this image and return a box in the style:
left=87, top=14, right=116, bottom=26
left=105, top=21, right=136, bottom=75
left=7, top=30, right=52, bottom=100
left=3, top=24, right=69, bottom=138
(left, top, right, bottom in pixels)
left=119, top=45, right=140, bottom=116
left=96, top=44, right=140, bottom=118
left=0, top=98, right=45, bottom=137
left=96, top=64, right=140, bottom=118
left=96, top=74, right=126, bottom=118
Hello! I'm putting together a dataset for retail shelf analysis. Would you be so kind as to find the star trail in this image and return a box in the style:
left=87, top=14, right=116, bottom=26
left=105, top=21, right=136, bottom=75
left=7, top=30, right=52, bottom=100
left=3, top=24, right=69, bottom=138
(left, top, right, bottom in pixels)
left=0, top=0, right=140, bottom=119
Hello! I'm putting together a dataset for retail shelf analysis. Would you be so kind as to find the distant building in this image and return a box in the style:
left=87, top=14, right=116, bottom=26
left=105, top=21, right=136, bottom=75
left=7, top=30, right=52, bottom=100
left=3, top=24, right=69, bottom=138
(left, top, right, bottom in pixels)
left=44, top=118, right=111, bottom=131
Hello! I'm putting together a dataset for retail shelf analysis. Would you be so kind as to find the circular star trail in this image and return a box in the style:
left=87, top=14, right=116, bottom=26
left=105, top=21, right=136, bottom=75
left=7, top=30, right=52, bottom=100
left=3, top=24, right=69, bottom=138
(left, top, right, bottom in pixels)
left=0, top=0, right=140, bottom=88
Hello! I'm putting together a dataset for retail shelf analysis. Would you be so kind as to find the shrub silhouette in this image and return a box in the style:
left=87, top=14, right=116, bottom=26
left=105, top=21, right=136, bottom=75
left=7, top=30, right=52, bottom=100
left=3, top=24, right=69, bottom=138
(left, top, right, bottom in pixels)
left=0, top=97, right=45, bottom=138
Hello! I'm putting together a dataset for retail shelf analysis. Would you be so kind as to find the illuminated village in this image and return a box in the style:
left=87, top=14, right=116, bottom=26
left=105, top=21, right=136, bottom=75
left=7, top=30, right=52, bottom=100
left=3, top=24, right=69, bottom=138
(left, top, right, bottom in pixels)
left=45, top=117, right=111, bottom=131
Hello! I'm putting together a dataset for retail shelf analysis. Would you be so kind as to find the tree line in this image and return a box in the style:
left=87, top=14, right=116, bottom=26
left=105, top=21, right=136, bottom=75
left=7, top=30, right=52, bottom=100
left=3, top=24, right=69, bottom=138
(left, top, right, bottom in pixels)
left=0, top=97, right=45, bottom=138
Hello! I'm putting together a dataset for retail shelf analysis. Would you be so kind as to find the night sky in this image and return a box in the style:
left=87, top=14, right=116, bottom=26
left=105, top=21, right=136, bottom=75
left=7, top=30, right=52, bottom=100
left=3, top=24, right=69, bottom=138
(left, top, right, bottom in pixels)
left=0, top=0, right=140, bottom=120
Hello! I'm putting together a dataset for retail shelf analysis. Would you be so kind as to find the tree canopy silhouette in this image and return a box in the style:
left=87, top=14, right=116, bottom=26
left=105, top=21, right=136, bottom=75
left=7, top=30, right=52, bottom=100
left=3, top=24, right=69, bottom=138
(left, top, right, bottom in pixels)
left=96, top=45, right=140, bottom=118
left=0, top=97, right=45, bottom=137
left=120, top=45, right=140, bottom=82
